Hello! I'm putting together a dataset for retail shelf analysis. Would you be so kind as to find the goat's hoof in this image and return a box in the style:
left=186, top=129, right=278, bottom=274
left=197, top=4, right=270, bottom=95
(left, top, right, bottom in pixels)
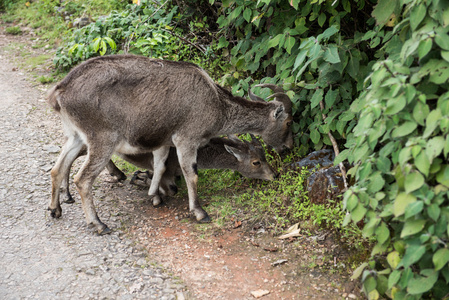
left=48, top=207, right=62, bottom=218
left=63, top=195, right=75, bottom=204
left=198, top=215, right=211, bottom=223
left=98, top=226, right=112, bottom=235
left=149, top=195, right=163, bottom=206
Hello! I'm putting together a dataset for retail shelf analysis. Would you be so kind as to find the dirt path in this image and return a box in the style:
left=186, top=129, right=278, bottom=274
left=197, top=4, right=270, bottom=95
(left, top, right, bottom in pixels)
left=0, top=23, right=362, bottom=300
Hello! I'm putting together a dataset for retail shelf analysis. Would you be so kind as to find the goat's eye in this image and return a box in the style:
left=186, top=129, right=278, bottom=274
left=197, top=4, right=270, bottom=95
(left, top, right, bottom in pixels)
left=252, top=161, right=261, bottom=166
left=286, top=121, right=293, bottom=126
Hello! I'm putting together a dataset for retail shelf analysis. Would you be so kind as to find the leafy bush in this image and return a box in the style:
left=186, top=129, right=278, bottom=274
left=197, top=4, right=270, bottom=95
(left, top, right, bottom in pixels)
left=334, top=0, right=449, bottom=298
left=212, top=0, right=449, bottom=297
left=211, top=0, right=376, bottom=155
left=54, top=0, right=225, bottom=76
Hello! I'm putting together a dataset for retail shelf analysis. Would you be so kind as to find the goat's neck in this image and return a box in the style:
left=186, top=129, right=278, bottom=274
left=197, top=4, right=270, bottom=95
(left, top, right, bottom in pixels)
left=220, top=99, right=273, bottom=136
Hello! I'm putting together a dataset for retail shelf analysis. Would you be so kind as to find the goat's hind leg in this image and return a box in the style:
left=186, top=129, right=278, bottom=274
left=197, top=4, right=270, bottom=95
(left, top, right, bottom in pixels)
left=74, top=143, right=115, bottom=235
left=49, top=135, right=84, bottom=217
left=148, top=146, right=170, bottom=206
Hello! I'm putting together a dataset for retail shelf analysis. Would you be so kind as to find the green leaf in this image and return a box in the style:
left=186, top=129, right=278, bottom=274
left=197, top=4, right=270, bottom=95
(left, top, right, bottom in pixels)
left=436, top=165, right=449, bottom=187
left=404, top=201, right=424, bottom=219
left=418, top=39, right=433, bottom=60
left=401, top=219, right=426, bottom=238
left=368, top=172, right=385, bottom=193
left=335, top=149, right=350, bottom=166
left=372, top=0, right=397, bottom=26
left=405, top=172, right=425, bottom=194
left=376, top=155, right=391, bottom=173
left=410, top=4, right=427, bottom=30
left=91, top=37, right=101, bottom=52
left=351, top=203, right=367, bottom=223
left=428, top=204, right=441, bottom=222
left=387, top=251, right=401, bottom=269
left=324, top=45, right=340, bottom=64
left=317, top=25, right=339, bottom=41
left=433, top=248, right=449, bottom=271
left=402, top=245, right=426, bottom=268
left=310, top=88, right=324, bottom=109
left=426, top=136, right=445, bottom=162
left=351, top=262, right=368, bottom=280
left=318, top=13, right=326, bottom=27
left=376, top=222, right=390, bottom=244
left=407, top=270, right=438, bottom=295
left=103, top=37, right=116, bottom=50
left=393, top=192, right=417, bottom=217
left=388, top=270, right=401, bottom=289
left=435, top=33, right=449, bottom=51
left=268, top=34, right=283, bottom=49
left=424, top=109, right=442, bottom=138
left=391, top=121, right=417, bottom=138
left=217, top=36, right=230, bottom=49
left=324, top=89, right=338, bottom=108
left=310, top=129, right=321, bottom=144
left=284, top=36, right=296, bottom=54
left=293, top=50, right=307, bottom=71
left=415, top=152, right=430, bottom=177
left=243, top=8, right=252, bottom=23
left=413, top=101, right=429, bottom=126
left=385, top=95, right=406, bottom=115
left=442, top=50, right=449, bottom=63
left=99, top=40, right=107, bottom=55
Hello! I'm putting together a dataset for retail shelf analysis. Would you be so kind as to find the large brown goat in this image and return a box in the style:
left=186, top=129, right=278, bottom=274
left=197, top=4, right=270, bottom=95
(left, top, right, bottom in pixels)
left=47, top=55, right=293, bottom=234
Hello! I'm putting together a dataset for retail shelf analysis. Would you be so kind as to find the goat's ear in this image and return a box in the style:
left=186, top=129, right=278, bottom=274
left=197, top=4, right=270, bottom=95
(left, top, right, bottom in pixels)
left=224, top=145, right=244, bottom=162
left=273, top=105, right=285, bottom=119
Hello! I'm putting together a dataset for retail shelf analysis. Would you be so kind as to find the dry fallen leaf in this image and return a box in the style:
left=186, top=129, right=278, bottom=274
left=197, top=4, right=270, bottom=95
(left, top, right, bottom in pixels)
left=277, top=222, right=301, bottom=239
left=251, top=289, right=270, bottom=298
left=271, top=259, right=288, bottom=266
left=263, top=246, right=278, bottom=252
left=233, top=220, right=242, bottom=228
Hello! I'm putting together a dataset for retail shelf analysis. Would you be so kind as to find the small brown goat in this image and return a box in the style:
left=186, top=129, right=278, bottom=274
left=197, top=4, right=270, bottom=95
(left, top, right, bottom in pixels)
left=61, top=135, right=276, bottom=203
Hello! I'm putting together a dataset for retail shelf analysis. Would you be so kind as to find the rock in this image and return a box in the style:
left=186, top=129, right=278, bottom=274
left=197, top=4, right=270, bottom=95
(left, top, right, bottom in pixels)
left=289, top=149, right=349, bottom=204
left=42, top=144, right=60, bottom=153
left=289, top=149, right=334, bottom=170
left=307, top=163, right=350, bottom=204
left=250, top=289, right=270, bottom=298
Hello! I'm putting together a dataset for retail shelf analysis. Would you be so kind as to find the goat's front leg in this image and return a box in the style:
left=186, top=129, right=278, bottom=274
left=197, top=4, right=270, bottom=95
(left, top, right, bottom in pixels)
left=148, top=146, right=170, bottom=206
left=176, top=146, right=210, bottom=223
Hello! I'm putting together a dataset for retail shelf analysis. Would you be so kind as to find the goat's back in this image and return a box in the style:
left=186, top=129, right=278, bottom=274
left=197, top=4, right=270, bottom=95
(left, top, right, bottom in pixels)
left=48, top=55, right=226, bottom=149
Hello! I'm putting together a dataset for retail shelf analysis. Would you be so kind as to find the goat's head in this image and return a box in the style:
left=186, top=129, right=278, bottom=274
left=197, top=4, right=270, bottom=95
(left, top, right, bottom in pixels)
left=225, top=134, right=277, bottom=181
left=249, top=84, right=294, bottom=153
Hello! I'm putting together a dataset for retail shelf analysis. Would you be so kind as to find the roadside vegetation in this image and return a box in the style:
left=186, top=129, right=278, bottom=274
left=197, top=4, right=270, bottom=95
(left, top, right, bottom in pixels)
left=2, top=0, right=449, bottom=298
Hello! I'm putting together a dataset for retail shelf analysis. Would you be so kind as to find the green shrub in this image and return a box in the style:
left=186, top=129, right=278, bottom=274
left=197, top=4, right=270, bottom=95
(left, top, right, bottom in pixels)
left=54, top=0, right=226, bottom=77
left=211, top=0, right=374, bottom=156
left=336, top=0, right=449, bottom=298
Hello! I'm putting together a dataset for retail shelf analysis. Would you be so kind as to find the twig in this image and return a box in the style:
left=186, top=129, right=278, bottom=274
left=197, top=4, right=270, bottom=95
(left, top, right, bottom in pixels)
left=161, top=28, right=206, bottom=54
left=319, top=100, right=348, bottom=191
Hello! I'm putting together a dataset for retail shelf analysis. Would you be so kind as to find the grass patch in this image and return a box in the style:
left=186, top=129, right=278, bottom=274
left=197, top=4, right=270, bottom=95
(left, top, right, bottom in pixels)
left=5, top=26, right=21, bottom=35
left=37, top=75, right=55, bottom=84
left=26, top=53, right=51, bottom=68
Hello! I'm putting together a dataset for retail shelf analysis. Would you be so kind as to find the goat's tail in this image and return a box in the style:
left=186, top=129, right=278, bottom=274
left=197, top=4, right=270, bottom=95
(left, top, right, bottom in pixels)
left=46, top=85, right=62, bottom=112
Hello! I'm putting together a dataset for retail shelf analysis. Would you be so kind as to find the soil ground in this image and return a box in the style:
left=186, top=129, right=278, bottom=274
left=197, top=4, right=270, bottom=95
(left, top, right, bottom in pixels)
left=0, top=21, right=364, bottom=300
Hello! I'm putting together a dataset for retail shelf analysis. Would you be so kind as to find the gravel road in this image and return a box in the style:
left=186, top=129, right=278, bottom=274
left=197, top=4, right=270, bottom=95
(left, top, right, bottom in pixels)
left=0, top=43, right=188, bottom=299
